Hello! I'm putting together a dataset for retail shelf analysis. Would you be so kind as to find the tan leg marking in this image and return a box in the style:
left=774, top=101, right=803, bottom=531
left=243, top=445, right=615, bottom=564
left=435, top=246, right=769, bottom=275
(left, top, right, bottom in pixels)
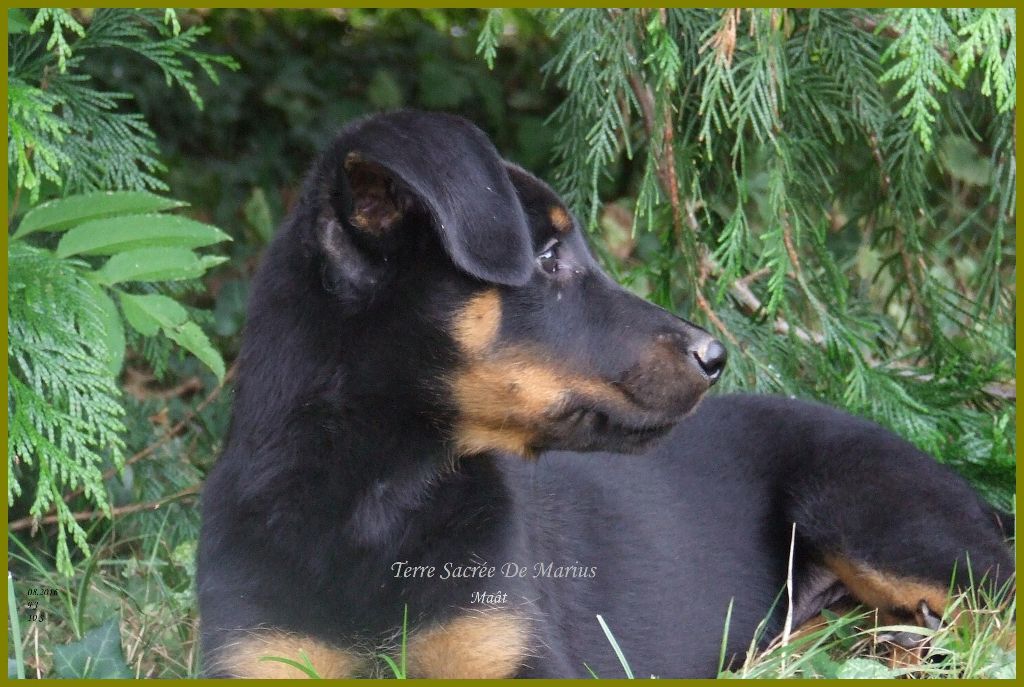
left=406, top=612, right=530, bottom=679
left=211, top=632, right=361, bottom=679
left=548, top=206, right=572, bottom=233
left=825, top=555, right=949, bottom=623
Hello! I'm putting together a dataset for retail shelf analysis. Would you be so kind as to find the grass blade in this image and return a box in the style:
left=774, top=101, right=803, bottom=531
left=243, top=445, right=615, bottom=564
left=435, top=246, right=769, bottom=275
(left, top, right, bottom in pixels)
left=8, top=573, right=26, bottom=680
left=596, top=614, right=634, bottom=679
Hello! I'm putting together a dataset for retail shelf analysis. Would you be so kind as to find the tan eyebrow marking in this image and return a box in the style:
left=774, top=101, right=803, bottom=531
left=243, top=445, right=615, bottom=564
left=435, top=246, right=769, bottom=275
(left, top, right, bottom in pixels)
left=548, top=206, right=572, bottom=233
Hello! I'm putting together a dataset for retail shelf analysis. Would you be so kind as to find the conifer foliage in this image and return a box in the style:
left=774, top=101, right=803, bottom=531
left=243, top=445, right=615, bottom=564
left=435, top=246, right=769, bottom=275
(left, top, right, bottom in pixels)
left=7, top=9, right=236, bottom=574
left=481, top=8, right=1016, bottom=505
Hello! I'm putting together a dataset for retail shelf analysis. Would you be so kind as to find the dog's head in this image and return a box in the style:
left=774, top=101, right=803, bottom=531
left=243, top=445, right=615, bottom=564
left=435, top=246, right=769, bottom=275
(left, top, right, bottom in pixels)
left=292, top=111, right=725, bottom=458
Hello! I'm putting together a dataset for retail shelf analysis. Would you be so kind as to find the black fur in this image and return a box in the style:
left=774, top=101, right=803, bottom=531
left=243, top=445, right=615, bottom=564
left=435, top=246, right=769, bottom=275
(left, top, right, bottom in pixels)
left=197, top=111, right=1013, bottom=678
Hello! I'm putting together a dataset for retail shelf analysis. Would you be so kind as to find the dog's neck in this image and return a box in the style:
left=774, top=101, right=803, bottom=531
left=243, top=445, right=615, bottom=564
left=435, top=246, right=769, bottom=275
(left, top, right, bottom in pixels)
left=225, top=277, right=494, bottom=556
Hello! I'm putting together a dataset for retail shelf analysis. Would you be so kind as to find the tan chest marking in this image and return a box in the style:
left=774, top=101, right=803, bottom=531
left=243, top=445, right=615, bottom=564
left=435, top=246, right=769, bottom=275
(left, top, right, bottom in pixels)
left=210, top=632, right=361, bottom=679
left=406, top=611, right=531, bottom=679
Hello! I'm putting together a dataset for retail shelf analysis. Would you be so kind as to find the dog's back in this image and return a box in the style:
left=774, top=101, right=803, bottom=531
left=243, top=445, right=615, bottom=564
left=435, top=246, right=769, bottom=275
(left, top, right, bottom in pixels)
left=198, top=112, right=1013, bottom=678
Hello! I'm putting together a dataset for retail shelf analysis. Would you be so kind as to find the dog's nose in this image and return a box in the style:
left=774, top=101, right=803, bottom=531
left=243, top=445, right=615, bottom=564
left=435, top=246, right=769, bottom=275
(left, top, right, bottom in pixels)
left=691, top=338, right=727, bottom=385
left=656, top=330, right=728, bottom=385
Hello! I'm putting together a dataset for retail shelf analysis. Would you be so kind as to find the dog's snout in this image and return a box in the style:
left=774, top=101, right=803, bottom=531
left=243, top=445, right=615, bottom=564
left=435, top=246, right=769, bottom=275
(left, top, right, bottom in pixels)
left=656, top=330, right=727, bottom=385
left=691, top=338, right=727, bottom=384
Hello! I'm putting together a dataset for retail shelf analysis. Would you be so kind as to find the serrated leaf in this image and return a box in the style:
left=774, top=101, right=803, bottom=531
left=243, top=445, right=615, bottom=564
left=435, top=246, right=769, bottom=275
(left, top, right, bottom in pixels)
left=52, top=618, right=132, bottom=679
left=118, top=293, right=188, bottom=337
left=14, top=191, right=187, bottom=239
left=166, top=321, right=225, bottom=382
left=93, top=248, right=211, bottom=285
left=56, top=214, right=230, bottom=258
left=84, top=283, right=126, bottom=376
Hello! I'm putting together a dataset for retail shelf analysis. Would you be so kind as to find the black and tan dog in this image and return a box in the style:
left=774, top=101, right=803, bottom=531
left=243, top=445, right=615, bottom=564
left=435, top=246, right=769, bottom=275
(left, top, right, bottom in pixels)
left=197, top=111, right=1013, bottom=678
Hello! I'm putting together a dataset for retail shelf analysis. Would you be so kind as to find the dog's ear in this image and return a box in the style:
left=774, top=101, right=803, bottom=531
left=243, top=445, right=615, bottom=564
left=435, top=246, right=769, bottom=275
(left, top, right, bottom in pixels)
left=322, top=112, right=534, bottom=288
left=503, top=163, right=574, bottom=233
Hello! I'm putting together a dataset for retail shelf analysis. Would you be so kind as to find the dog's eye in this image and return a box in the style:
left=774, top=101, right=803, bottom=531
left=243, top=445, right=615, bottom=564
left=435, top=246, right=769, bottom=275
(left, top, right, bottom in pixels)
left=537, top=240, right=561, bottom=274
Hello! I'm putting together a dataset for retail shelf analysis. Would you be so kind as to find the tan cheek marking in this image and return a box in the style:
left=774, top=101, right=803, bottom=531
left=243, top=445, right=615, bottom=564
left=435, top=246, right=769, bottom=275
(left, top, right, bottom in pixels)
left=453, top=424, right=539, bottom=459
left=451, top=357, right=568, bottom=458
left=455, top=357, right=571, bottom=419
left=452, top=290, right=502, bottom=355
left=210, top=632, right=361, bottom=678
left=406, top=612, right=530, bottom=679
left=450, top=354, right=576, bottom=458
left=450, top=350, right=638, bottom=458
left=549, top=206, right=572, bottom=233
left=825, top=555, right=949, bottom=623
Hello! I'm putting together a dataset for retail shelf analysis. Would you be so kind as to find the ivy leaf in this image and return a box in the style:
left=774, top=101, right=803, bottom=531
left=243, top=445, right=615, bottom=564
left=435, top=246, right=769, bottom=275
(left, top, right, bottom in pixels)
left=56, top=214, right=230, bottom=258
left=15, top=191, right=187, bottom=239
left=52, top=618, right=132, bottom=679
left=835, top=657, right=902, bottom=679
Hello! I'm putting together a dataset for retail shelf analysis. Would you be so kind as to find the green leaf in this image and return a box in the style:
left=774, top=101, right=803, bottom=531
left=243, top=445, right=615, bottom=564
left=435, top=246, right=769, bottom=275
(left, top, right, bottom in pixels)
left=52, top=618, right=132, bottom=679
left=15, top=191, right=187, bottom=239
left=260, top=653, right=322, bottom=679
left=939, top=135, right=992, bottom=187
left=55, top=214, right=230, bottom=258
left=243, top=188, right=274, bottom=244
left=93, top=248, right=217, bottom=284
left=366, top=68, right=405, bottom=110
left=83, top=283, right=126, bottom=377
left=118, top=293, right=224, bottom=380
left=986, top=648, right=1016, bottom=678
left=212, top=279, right=249, bottom=337
left=200, top=255, right=230, bottom=271
left=806, top=651, right=841, bottom=679
left=835, top=657, right=901, bottom=679
left=8, top=9, right=31, bottom=34
left=418, top=60, right=474, bottom=109
left=166, top=321, right=226, bottom=382
left=118, top=293, right=188, bottom=337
